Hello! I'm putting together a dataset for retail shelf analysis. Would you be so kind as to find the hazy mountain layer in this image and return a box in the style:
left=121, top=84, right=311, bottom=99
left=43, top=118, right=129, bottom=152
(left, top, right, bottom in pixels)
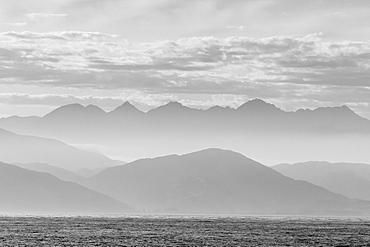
left=77, top=167, right=112, bottom=178
left=273, top=161, right=370, bottom=201
left=0, top=116, right=40, bottom=134
left=84, top=149, right=370, bottom=216
left=15, top=162, right=84, bottom=183
left=0, top=128, right=116, bottom=171
left=0, top=162, right=133, bottom=214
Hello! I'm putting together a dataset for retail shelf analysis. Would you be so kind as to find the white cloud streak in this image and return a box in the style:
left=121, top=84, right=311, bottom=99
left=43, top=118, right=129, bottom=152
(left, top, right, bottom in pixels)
left=5, top=22, right=27, bottom=26
left=26, top=13, right=68, bottom=21
left=226, top=26, right=244, bottom=30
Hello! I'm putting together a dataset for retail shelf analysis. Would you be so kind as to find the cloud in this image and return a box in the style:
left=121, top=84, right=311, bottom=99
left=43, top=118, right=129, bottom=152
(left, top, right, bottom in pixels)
left=26, top=13, right=68, bottom=21
left=2, top=0, right=370, bottom=43
left=1, top=31, right=370, bottom=118
left=1, top=31, right=118, bottom=41
left=2, top=32, right=370, bottom=92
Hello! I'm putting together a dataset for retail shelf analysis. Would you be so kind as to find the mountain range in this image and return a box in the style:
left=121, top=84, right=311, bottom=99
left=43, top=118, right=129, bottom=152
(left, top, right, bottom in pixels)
left=1, top=99, right=369, bottom=164
left=2, top=99, right=369, bottom=137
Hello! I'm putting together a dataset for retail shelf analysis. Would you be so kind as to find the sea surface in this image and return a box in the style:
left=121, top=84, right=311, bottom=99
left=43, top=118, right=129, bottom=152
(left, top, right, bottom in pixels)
left=0, top=215, right=369, bottom=246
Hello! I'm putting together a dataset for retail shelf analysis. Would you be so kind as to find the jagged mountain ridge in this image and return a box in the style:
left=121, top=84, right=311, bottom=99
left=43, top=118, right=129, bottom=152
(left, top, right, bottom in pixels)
left=1, top=99, right=369, bottom=137
left=1, top=99, right=370, bottom=165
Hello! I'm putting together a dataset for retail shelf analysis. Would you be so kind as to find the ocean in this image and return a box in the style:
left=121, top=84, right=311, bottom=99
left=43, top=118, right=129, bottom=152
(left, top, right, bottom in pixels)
left=1, top=215, right=369, bottom=246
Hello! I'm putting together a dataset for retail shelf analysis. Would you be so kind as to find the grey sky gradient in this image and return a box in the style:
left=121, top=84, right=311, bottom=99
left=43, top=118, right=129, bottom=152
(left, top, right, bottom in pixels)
left=1, top=0, right=370, bottom=118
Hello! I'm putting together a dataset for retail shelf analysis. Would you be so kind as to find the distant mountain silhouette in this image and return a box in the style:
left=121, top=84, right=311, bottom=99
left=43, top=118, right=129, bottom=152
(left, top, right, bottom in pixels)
left=0, top=128, right=116, bottom=171
left=0, top=161, right=133, bottom=214
left=1, top=99, right=370, bottom=164
left=0, top=115, right=40, bottom=133
left=273, top=161, right=370, bottom=201
left=2, top=99, right=369, bottom=138
left=84, top=149, right=370, bottom=215
left=15, top=162, right=83, bottom=183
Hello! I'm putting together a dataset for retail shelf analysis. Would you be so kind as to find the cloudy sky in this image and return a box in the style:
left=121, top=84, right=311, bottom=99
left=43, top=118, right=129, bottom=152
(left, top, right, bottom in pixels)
left=1, top=0, right=370, bottom=118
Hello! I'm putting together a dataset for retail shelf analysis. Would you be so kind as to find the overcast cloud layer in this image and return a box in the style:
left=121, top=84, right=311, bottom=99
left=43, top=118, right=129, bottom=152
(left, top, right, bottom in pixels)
left=1, top=0, right=370, bottom=118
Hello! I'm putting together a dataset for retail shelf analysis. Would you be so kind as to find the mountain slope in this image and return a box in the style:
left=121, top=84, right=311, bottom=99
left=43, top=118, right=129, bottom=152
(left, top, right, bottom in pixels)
left=15, top=162, right=84, bottom=183
left=0, top=128, right=116, bottom=171
left=84, top=149, right=370, bottom=215
left=273, top=161, right=370, bottom=201
left=0, top=162, right=133, bottom=214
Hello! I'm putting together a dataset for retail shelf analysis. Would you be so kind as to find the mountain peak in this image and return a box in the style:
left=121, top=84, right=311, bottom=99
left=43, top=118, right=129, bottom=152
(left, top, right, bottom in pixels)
left=59, top=103, right=84, bottom=110
left=44, top=104, right=106, bottom=119
left=300, top=105, right=358, bottom=118
left=163, top=101, right=185, bottom=108
left=43, top=103, right=85, bottom=117
left=237, top=99, right=281, bottom=113
left=109, top=101, right=143, bottom=116
left=340, top=105, right=356, bottom=113
left=188, top=148, right=239, bottom=156
left=86, top=104, right=101, bottom=109
left=121, top=101, right=135, bottom=108
left=111, top=101, right=142, bottom=114
left=85, top=104, right=106, bottom=114
left=207, top=105, right=232, bottom=112
left=336, top=105, right=359, bottom=117
left=150, top=101, right=192, bottom=112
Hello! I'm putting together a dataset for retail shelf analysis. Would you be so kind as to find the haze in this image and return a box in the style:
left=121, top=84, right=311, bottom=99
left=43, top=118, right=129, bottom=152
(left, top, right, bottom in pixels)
left=1, top=0, right=370, bottom=216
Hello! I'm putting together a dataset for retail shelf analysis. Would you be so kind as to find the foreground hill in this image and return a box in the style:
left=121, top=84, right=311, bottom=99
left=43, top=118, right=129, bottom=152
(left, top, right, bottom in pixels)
left=0, top=128, right=116, bottom=171
left=0, top=162, right=133, bottom=215
left=84, top=149, right=370, bottom=216
left=273, top=161, right=370, bottom=201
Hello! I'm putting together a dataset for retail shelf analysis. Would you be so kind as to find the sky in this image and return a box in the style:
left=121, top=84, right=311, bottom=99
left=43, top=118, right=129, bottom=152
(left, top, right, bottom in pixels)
left=1, top=0, right=370, bottom=119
